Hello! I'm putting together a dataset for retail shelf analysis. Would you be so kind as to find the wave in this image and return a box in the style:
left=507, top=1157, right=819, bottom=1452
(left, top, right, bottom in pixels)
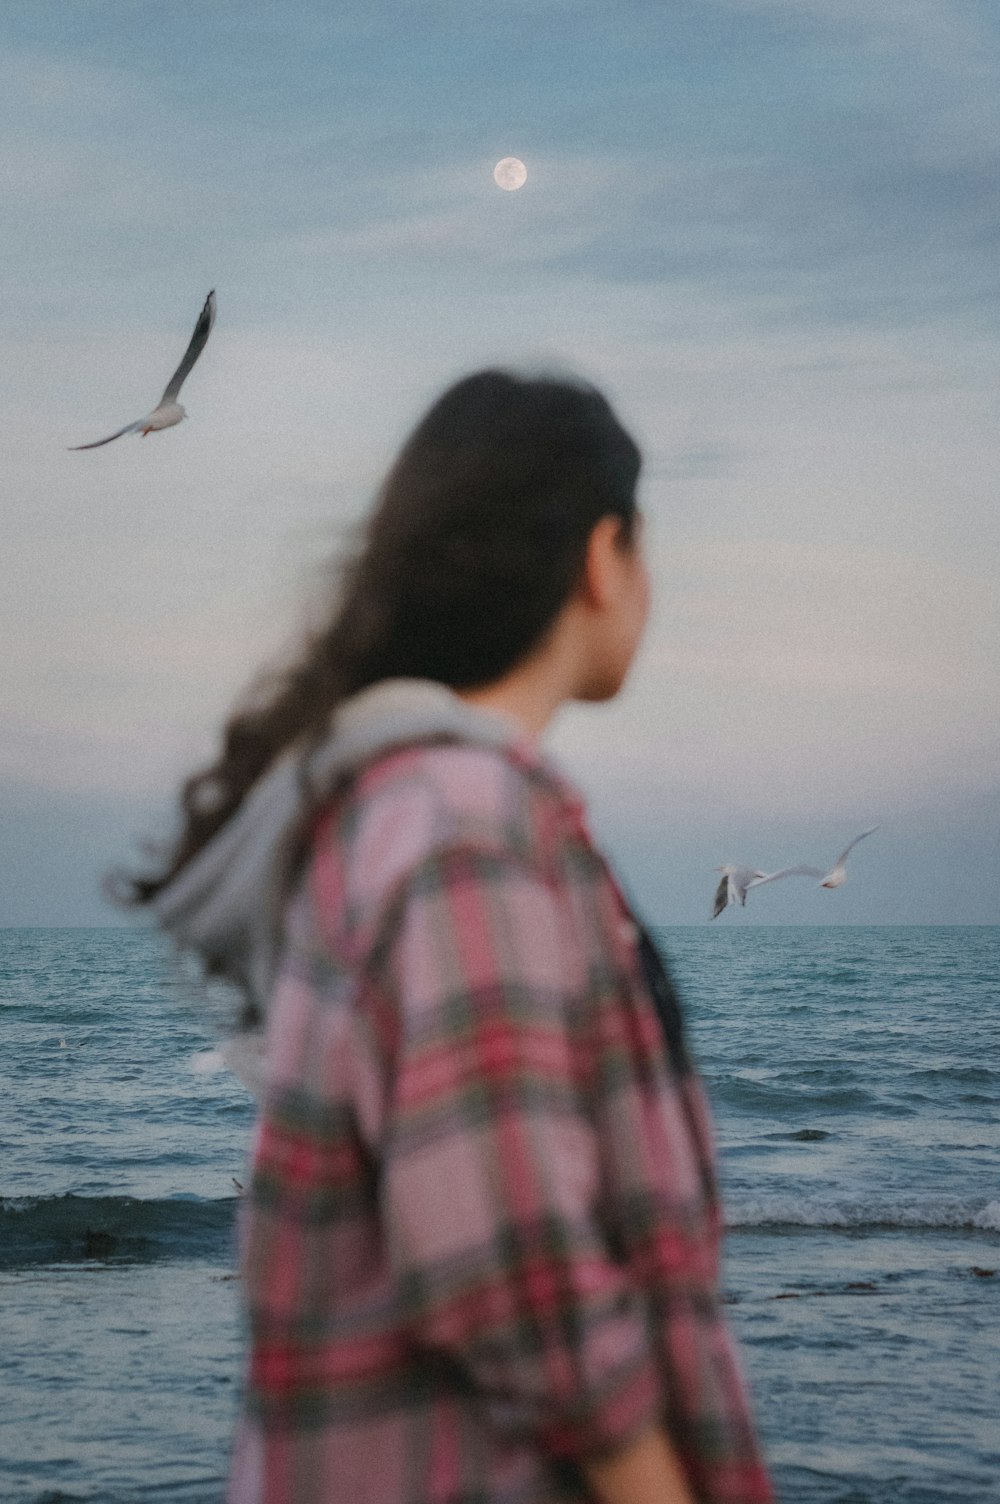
left=711, top=1078, right=880, bottom=1112
left=728, top=1195, right=1000, bottom=1233
left=0, top=1193, right=237, bottom=1270
left=6, top=1189, right=993, bottom=1272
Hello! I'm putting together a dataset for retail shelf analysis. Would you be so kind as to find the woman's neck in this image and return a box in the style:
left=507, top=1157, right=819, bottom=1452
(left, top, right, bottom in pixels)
left=457, top=625, right=579, bottom=742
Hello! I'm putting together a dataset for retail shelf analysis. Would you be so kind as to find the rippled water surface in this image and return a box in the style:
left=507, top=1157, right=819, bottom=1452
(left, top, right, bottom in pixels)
left=1, top=925, right=997, bottom=1502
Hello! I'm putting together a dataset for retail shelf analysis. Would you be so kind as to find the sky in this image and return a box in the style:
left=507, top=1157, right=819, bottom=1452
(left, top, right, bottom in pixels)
left=2, top=0, right=998, bottom=925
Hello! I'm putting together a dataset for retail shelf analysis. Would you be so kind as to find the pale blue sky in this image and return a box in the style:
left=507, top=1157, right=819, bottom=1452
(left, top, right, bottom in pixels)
left=2, top=0, right=998, bottom=923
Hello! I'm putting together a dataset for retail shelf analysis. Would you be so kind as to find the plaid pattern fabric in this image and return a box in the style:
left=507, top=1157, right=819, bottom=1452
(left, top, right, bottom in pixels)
left=229, top=736, right=774, bottom=1504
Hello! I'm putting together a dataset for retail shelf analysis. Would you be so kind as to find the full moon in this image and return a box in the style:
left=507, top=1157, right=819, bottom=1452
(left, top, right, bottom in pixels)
left=493, top=157, right=527, bottom=191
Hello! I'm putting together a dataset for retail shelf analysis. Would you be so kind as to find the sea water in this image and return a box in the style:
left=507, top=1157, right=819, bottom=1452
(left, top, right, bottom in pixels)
left=1, top=925, right=997, bottom=1503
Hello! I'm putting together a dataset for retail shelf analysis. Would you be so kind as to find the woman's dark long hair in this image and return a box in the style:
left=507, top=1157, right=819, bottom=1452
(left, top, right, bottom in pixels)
left=127, top=369, right=641, bottom=904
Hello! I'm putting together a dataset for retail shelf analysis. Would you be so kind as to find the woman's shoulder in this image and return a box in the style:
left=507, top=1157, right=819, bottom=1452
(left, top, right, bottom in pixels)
left=307, top=736, right=586, bottom=935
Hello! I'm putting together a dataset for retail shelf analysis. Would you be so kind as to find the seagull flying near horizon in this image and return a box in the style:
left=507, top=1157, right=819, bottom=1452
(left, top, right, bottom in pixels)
left=711, top=863, right=821, bottom=919
left=69, top=289, right=216, bottom=450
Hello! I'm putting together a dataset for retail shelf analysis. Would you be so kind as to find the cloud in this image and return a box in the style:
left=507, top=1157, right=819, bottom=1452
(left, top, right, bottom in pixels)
left=0, top=47, right=146, bottom=119
left=660, top=538, right=997, bottom=694
left=540, top=140, right=1000, bottom=330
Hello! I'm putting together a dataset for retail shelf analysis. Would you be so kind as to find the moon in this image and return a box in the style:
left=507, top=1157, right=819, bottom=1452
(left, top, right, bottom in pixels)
left=493, top=157, right=527, bottom=191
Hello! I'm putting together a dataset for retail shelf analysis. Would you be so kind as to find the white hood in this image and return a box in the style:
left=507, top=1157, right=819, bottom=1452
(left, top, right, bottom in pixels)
left=153, top=679, right=519, bottom=1021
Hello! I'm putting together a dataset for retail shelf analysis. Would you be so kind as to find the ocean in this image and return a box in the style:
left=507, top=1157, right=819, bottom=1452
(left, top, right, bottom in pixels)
left=2, top=925, right=997, bottom=1503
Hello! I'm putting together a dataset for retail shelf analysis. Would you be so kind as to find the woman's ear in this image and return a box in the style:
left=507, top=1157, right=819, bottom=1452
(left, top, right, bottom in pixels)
left=580, top=515, right=629, bottom=611
left=571, top=514, right=649, bottom=701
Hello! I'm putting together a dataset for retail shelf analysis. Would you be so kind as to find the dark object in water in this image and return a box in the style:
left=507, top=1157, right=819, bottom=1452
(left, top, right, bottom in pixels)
left=771, top=1284, right=883, bottom=1300
left=83, top=1228, right=118, bottom=1258
left=789, top=1128, right=830, bottom=1141
left=970, top=1266, right=996, bottom=1278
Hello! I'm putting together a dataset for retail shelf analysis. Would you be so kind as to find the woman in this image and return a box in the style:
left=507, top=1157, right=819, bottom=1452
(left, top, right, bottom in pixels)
left=135, top=371, right=773, bottom=1504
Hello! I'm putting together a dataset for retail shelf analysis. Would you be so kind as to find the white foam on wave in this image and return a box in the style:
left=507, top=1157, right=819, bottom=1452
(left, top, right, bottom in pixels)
left=973, top=1200, right=1000, bottom=1232
left=728, top=1193, right=1000, bottom=1231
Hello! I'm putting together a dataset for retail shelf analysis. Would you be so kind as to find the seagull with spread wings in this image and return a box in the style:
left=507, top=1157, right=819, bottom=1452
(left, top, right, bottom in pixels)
left=70, top=289, right=216, bottom=450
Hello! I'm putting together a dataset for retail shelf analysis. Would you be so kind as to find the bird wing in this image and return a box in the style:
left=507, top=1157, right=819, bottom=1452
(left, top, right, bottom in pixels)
left=748, top=865, right=824, bottom=889
left=159, top=289, right=216, bottom=404
left=832, top=826, right=880, bottom=868
left=711, top=873, right=731, bottom=919
left=68, top=418, right=145, bottom=450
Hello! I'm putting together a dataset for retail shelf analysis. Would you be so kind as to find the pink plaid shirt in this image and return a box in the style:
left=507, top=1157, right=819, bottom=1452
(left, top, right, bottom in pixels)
left=229, top=734, right=773, bottom=1504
